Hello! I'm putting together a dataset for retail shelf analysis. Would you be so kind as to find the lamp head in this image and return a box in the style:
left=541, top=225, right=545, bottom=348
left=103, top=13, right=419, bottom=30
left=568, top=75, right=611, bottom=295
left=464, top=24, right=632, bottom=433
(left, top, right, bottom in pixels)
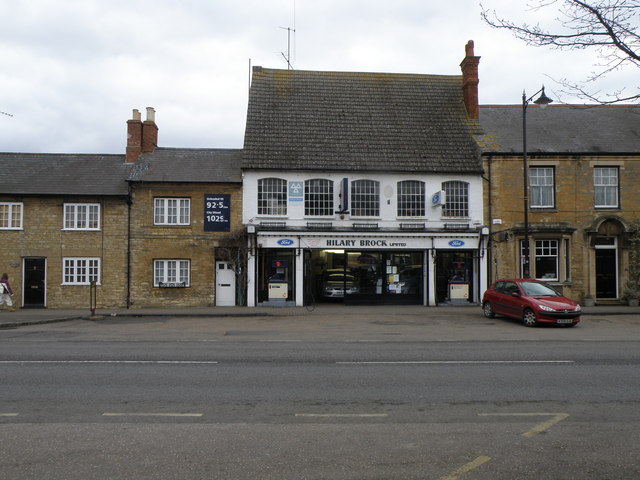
left=533, top=86, right=553, bottom=109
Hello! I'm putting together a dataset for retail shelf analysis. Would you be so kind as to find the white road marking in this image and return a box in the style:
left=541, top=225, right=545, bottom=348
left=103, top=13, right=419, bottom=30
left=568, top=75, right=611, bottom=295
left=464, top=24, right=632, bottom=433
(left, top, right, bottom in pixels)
left=0, top=360, right=218, bottom=364
left=336, top=360, right=574, bottom=365
left=102, top=413, right=203, bottom=417
left=295, top=413, right=388, bottom=418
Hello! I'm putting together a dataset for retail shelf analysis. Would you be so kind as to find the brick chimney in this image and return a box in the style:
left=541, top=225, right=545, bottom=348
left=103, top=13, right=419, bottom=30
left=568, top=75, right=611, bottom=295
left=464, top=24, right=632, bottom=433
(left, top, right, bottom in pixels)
left=460, top=40, right=480, bottom=120
left=142, top=107, right=158, bottom=153
left=126, top=107, right=158, bottom=162
left=126, top=109, right=142, bottom=163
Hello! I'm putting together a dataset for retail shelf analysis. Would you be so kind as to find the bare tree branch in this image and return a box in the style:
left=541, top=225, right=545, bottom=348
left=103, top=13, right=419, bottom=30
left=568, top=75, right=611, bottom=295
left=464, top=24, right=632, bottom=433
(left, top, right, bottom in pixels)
left=480, top=0, right=640, bottom=103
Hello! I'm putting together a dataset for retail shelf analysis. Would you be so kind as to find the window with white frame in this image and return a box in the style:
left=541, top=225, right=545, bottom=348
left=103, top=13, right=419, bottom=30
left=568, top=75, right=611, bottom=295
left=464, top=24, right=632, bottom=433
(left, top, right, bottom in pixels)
left=154, top=259, right=190, bottom=287
left=64, top=203, right=100, bottom=230
left=305, top=179, right=334, bottom=216
left=442, top=181, right=469, bottom=217
left=257, top=178, right=287, bottom=216
left=63, top=258, right=100, bottom=285
left=0, top=202, right=23, bottom=229
left=594, top=167, right=619, bottom=208
left=397, top=180, right=425, bottom=217
left=530, top=167, right=554, bottom=208
left=154, top=198, right=190, bottom=225
left=520, top=239, right=559, bottom=281
left=351, top=180, right=380, bottom=217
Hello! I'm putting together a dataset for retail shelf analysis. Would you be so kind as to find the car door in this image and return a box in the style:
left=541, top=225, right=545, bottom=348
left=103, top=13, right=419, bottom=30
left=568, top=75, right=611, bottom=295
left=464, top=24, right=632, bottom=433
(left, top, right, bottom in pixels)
left=500, top=281, right=523, bottom=319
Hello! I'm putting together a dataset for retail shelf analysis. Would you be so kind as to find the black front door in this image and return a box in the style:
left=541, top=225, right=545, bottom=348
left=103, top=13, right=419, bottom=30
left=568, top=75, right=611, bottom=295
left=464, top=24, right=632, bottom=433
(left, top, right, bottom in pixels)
left=24, top=258, right=46, bottom=307
left=595, top=250, right=616, bottom=298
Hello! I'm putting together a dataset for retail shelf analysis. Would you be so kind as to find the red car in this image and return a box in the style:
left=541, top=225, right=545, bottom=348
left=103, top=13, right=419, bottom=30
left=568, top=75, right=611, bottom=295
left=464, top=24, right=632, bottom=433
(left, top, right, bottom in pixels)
left=482, top=279, right=581, bottom=327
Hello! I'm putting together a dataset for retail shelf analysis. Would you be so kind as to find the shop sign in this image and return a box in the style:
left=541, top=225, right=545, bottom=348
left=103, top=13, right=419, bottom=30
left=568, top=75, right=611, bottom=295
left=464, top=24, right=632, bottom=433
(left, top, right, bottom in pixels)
left=276, top=238, right=295, bottom=246
left=448, top=240, right=465, bottom=247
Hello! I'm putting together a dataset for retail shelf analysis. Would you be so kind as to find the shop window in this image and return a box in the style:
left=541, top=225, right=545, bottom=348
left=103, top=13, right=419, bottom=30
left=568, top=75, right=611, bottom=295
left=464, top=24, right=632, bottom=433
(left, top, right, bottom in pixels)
left=397, top=180, right=425, bottom=217
left=594, top=167, right=619, bottom=208
left=305, top=179, right=334, bottom=216
left=351, top=180, right=379, bottom=217
left=63, top=257, right=100, bottom=285
left=154, top=198, right=190, bottom=225
left=530, top=167, right=554, bottom=208
left=0, top=202, right=23, bottom=229
left=258, top=178, right=287, bottom=216
left=442, top=181, right=469, bottom=217
left=64, top=203, right=100, bottom=230
left=154, top=259, right=190, bottom=287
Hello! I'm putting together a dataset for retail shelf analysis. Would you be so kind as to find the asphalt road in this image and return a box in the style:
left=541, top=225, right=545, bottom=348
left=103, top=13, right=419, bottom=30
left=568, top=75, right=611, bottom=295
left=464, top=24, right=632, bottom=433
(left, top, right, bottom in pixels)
left=1, top=314, right=640, bottom=479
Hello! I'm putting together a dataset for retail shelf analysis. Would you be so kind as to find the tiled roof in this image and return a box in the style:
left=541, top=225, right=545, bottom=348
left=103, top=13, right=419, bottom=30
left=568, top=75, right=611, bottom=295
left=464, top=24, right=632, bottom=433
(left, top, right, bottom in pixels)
left=478, top=105, right=640, bottom=154
left=0, top=152, right=131, bottom=196
left=128, top=148, right=242, bottom=183
left=243, top=67, right=483, bottom=173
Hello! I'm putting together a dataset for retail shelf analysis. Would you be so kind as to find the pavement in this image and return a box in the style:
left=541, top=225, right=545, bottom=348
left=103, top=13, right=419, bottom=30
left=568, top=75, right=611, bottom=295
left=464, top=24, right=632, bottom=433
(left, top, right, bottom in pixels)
left=0, top=303, right=638, bottom=329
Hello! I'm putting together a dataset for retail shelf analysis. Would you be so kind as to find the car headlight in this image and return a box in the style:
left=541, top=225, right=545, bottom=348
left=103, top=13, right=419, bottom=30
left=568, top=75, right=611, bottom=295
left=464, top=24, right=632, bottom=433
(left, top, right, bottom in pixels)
left=575, top=305, right=581, bottom=312
left=538, top=304, right=555, bottom=312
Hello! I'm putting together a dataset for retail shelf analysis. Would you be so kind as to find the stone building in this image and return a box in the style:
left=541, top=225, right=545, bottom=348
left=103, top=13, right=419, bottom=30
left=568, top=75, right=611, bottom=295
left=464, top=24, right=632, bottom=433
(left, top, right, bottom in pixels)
left=0, top=108, right=243, bottom=309
left=0, top=152, right=131, bottom=308
left=479, top=104, right=640, bottom=304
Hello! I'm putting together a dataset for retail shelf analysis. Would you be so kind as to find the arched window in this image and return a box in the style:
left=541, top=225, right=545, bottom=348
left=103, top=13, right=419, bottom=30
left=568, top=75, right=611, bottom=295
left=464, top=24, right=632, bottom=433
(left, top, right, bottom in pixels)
left=442, top=181, right=469, bottom=217
left=258, top=178, right=287, bottom=216
left=305, top=179, right=334, bottom=216
left=351, top=180, right=380, bottom=217
left=397, top=180, right=425, bottom=217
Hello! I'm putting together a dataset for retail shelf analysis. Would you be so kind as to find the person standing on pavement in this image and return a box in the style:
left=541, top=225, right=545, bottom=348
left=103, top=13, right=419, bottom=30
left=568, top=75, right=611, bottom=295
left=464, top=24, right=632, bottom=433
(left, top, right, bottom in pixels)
left=0, top=273, right=15, bottom=312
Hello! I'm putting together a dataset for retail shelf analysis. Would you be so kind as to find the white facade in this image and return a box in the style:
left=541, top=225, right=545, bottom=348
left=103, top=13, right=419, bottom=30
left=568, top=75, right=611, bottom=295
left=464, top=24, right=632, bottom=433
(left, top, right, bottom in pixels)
left=243, top=170, right=488, bottom=307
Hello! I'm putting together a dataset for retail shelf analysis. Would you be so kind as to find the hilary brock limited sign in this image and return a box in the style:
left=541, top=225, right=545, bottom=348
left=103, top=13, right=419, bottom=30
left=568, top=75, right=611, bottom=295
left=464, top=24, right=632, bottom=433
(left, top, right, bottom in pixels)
left=256, top=236, right=479, bottom=249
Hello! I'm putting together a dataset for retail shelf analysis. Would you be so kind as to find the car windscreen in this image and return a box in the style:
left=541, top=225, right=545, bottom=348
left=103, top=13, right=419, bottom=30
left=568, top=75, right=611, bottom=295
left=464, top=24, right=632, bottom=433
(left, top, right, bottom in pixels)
left=520, top=281, right=561, bottom=297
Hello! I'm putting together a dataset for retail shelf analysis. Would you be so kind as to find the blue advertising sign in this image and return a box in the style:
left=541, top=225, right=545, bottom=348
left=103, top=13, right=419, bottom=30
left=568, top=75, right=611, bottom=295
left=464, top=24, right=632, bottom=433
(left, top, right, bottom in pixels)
left=448, top=240, right=465, bottom=247
left=204, top=194, right=230, bottom=232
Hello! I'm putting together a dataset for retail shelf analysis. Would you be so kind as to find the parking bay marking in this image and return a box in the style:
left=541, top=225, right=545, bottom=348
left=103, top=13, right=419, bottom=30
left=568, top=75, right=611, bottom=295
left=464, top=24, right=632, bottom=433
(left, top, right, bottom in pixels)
left=478, top=412, right=570, bottom=437
left=439, top=456, right=492, bottom=480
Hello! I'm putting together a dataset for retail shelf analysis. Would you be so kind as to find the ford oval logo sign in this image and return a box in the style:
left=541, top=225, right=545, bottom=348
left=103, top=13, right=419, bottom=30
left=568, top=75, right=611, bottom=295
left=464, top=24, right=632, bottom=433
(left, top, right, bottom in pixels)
left=277, top=238, right=294, bottom=246
left=448, top=240, right=465, bottom=247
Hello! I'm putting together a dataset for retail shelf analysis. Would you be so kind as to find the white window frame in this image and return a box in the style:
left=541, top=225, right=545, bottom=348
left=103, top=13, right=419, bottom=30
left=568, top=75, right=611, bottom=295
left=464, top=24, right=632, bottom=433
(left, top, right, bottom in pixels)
left=397, top=180, right=425, bottom=217
left=529, top=167, right=555, bottom=208
left=154, top=198, right=191, bottom=225
left=257, top=178, right=287, bottom=216
left=304, top=179, right=334, bottom=217
left=594, top=167, right=619, bottom=208
left=63, top=203, right=101, bottom=230
left=62, top=257, right=101, bottom=285
left=519, top=239, right=559, bottom=281
left=0, top=202, right=23, bottom=230
left=351, top=179, right=380, bottom=217
left=154, top=259, right=190, bottom=287
left=442, top=181, right=469, bottom=218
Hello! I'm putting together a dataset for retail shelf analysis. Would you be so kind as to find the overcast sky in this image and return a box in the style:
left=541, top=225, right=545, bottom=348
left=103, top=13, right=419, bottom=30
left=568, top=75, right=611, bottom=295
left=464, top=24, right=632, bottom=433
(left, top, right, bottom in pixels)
left=0, top=0, right=634, bottom=154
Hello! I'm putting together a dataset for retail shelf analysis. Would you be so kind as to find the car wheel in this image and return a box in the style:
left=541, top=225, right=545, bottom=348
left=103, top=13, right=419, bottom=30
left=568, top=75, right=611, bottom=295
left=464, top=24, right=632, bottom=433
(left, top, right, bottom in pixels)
left=483, top=302, right=495, bottom=318
left=522, top=309, right=538, bottom=327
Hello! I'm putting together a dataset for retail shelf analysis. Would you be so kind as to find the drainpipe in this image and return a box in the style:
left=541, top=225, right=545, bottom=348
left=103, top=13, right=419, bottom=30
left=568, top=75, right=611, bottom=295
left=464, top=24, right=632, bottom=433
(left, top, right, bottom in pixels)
left=126, top=182, right=132, bottom=309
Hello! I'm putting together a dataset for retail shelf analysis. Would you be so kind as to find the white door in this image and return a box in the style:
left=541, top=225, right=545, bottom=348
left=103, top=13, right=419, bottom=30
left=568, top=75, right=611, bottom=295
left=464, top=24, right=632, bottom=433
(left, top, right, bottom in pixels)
left=215, top=261, right=236, bottom=306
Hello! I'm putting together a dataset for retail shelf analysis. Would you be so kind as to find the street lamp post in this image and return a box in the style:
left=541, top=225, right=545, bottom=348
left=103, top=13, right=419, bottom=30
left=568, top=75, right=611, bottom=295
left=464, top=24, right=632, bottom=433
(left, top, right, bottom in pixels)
left=522, top=86, right=553, bottom=278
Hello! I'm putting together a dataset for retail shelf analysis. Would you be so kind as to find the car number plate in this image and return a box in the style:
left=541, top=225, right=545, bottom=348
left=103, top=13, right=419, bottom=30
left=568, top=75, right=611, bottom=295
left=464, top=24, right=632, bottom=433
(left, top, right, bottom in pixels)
left=557, top=319, right=573, bottom=324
